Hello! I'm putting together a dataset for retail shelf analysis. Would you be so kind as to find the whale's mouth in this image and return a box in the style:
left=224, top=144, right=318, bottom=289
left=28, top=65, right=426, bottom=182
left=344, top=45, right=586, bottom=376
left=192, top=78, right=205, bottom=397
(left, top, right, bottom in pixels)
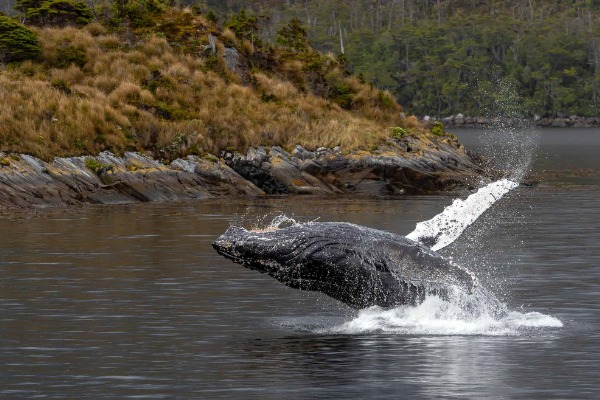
left=212, top=230, right=285, bottom=275
left=212, top=237, right=240, bottom=261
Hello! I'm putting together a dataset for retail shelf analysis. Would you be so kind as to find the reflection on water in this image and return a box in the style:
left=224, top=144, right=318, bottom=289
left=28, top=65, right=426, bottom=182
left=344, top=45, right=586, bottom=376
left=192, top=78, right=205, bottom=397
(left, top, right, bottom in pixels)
left=1, top=129, right=599, bottom=398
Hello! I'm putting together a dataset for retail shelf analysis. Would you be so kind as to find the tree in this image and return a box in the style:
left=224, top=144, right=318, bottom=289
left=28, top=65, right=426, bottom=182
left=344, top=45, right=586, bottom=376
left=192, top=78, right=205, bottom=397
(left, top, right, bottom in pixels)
left=111, top=0, right=168, bottom=28
left=226, top=9, right=259, bottom=42
left=0, top=15, right=40, bottom=62
left=275, top=18, right=309, bottom=51
left=15, top=0, right=93, bottom=27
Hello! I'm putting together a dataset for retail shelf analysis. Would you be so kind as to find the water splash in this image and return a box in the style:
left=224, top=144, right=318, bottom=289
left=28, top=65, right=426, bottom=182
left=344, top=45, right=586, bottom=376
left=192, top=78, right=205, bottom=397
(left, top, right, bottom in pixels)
left=470, top=74, right=541, bottom=181
left=267, top=215, right=299, bottom=229
left=249, top=214, right=300, bottom=232
left=407, top=179, right=519, bottom=250
left=316, top=293, right=562, bottom=336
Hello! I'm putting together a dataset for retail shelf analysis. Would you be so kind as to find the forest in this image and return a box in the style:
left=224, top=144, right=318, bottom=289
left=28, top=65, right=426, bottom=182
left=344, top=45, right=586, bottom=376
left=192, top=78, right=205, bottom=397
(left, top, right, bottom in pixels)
left=201, top=0, right=600, bottom=118
left=1, top=0, right=599, bottom=119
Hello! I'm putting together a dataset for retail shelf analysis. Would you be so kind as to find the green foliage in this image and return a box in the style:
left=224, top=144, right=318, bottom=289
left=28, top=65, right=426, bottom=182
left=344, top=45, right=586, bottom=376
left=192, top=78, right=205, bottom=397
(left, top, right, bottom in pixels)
left=379, top=91, right=393, bottom=108
left=16, top=0, right=93, bottom=27
left=431, top=122, right=445, bottom=136
left=111, top=0, right=168, bottom=28
left=275, top=18, right=308, bottom=51
left=203, top=153, right=218, bottom=163
left=0, top=15, right=41, bottom=62
left=389, top=127, right=406, bottom=139
left=84, top=157, right=109, bottom=172
left=326, top=72, right=355, bottom=109
left=223, top=0, right=600, bottom=118
left=206, top=10, right=217, bottom=24
left=54, top=41, right=87, bottom=67
left=226, top=9, right=259, bottom=43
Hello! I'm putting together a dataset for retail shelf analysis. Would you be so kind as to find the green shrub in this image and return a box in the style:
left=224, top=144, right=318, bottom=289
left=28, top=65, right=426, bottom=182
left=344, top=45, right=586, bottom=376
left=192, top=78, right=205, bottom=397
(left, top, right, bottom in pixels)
left=84, top=157, right=111, bottom=173
left=389, top=127, right=406, bottom=139
left=431, top=121, right=445, bottom=136
left=275, top=18, right=309, bottom=51
left=326, top=73, right=356, bottom=110
left=16, top=0, right=93, bottom=27
left=226, top=9, right=259, bottom=43
left=203, top=153, right=218, bottom=163
left=379, top=91, right=394, bottom=108
left=110, top=0, right=168, bottom=29
left=54, top=41, right=87, bottom=68
left=0, top=15, right=41, bottom=62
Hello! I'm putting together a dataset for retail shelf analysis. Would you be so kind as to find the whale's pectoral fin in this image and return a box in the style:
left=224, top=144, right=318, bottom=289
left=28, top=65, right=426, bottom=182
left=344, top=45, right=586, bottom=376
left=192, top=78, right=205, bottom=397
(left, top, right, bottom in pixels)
left=406, top=179, right=519, bottom=251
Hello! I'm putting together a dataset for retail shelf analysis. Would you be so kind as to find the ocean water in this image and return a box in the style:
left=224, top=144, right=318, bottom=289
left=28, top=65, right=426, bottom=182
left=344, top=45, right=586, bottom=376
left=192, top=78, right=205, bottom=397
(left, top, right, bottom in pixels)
left=0, top=128, right=599, bottom=398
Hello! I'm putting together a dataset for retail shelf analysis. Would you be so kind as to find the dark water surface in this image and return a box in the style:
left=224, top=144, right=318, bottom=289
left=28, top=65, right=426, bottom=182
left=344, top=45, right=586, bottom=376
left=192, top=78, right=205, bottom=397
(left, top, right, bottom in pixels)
left=1, top=129, right=599, bottom=398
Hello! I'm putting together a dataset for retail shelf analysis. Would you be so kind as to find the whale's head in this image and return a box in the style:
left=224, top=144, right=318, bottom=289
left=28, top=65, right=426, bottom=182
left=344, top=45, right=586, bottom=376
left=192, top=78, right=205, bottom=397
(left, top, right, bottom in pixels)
left=212, top=222, right=477, bottom=309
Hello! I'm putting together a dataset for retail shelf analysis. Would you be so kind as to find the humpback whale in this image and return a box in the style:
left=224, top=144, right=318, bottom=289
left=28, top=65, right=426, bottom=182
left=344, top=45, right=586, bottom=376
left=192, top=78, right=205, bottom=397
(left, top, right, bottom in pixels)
left=213, top=222, right=478, bottom=308
left=212, top=179, right=518, bottom=309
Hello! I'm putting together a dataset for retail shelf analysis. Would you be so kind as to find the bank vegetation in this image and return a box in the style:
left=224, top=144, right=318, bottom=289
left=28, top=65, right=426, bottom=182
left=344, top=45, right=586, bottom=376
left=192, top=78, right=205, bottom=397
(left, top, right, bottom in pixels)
left=0, top=2, right=425, bottom=161
left=211, top=0, right=600, bottom=119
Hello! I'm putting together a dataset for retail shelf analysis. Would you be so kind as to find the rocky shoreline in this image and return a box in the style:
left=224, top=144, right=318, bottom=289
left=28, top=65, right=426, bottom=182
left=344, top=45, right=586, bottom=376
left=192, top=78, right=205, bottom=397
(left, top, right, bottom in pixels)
left=0, top=134, right=486, bottom=209
left=424, top=114, right=600, bottom=129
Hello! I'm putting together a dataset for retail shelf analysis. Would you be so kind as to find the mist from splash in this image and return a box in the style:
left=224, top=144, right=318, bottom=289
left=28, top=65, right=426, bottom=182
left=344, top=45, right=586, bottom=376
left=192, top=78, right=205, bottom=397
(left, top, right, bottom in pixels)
left=468, top=74, right=541, bottom=181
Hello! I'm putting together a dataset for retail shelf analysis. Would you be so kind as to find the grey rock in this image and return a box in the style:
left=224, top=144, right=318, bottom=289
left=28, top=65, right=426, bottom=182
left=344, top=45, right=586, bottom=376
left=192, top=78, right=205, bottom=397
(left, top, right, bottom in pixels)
left=552, top=118, right=567, bottom=127
left=293, top=145, right=315, bottom=160
left=223, top=47, right=240, bottom=73
left=0, top=133, right=485, bottom=209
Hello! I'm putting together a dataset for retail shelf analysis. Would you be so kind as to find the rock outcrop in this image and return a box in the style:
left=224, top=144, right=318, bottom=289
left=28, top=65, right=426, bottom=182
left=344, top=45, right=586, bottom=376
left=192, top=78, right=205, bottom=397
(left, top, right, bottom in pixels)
left=0, top=135, right=484, bottom=209
left=424, top=114, right=600, bottom=129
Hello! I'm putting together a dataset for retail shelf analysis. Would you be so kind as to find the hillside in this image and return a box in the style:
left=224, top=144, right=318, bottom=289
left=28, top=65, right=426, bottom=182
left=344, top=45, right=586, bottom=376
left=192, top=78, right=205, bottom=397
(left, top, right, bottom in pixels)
left=0, top=4, right=431, bottom=161
left=210, top=0, right=600, bottom=119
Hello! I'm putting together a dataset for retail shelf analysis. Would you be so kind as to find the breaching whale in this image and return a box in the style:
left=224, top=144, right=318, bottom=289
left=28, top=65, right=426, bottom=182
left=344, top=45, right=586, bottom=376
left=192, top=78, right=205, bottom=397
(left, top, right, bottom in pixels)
left=213, top=222, right=478, bottom=308
left=212, top=179, right=518, bottom=309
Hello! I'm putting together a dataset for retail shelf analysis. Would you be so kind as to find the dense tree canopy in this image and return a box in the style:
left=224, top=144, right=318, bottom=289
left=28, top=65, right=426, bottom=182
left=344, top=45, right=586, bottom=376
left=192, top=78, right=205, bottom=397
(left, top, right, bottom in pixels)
left=212, top=0, right=600, bottom=118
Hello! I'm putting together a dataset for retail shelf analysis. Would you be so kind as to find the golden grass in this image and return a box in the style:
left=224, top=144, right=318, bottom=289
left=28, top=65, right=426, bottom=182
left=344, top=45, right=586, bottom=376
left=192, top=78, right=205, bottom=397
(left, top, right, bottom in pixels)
left=0, top=20, right=425, bottom=160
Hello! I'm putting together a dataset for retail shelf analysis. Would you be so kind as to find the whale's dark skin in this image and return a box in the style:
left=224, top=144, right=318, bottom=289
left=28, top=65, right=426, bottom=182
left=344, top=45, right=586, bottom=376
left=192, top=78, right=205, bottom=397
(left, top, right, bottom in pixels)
left=212, top=222, right=478, bottom=309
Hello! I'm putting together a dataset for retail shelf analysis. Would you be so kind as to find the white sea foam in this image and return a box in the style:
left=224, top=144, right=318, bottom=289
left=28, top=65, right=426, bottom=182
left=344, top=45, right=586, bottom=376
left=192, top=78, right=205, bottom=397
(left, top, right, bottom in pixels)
left=407, top=179, right=519, bottom=250
left=317, top=295, right=562, bottom=336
